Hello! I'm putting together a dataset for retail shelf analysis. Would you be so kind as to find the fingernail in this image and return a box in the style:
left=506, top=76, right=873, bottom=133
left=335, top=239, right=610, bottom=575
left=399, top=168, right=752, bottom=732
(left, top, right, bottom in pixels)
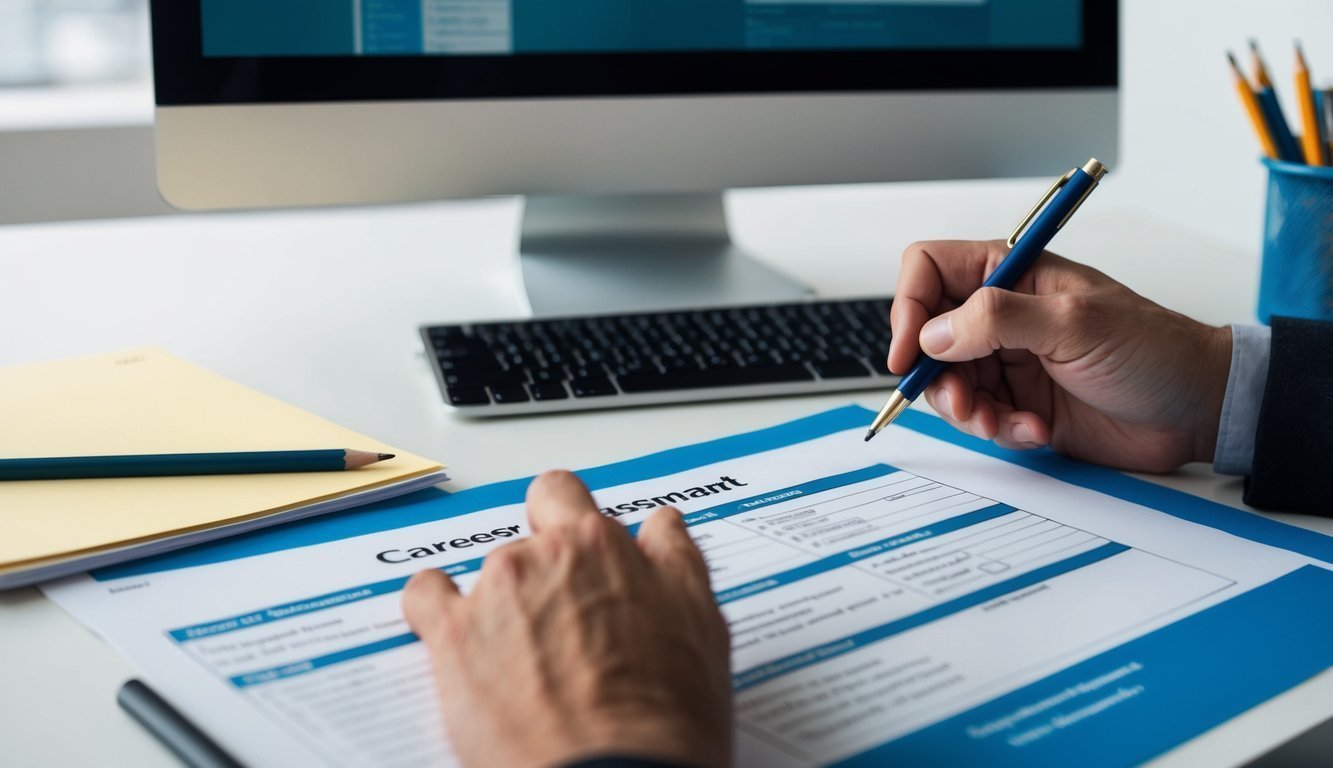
left=919, top=317, right=953, bottom=355
left=1011, top=423, right=1035, bottom=444
left=935, top=389, right=952, bottom=419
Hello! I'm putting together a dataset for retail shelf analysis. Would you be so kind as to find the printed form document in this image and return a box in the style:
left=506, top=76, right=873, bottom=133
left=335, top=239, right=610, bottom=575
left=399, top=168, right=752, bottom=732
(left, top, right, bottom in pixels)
left=44, top=407, right=1333, bottom=767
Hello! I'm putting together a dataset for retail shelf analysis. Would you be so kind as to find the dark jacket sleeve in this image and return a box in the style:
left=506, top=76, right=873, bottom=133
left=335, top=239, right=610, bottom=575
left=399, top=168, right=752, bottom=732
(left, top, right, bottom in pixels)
left=1243, top=316, right=1333, bottom=515
left=564, top=758, right=699, bottom=768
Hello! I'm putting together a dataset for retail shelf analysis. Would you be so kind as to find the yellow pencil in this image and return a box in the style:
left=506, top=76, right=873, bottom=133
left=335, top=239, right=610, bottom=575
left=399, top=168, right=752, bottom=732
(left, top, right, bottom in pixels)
left=1295, top=43, right=1324, bottom=165
left=1229, top=52, right=1280, bottom=159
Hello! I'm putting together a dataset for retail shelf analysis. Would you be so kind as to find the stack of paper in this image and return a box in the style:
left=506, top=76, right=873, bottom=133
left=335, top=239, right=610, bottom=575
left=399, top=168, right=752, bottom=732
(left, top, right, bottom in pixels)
left=0, top=348, right=446, bottom=588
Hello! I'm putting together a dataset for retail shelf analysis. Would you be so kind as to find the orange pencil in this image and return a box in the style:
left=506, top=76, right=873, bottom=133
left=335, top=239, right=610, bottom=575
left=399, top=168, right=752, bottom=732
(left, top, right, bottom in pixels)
left=1295, top=42, right=1324, bottom=165
left=1229, top=52, right=1280, bottom=159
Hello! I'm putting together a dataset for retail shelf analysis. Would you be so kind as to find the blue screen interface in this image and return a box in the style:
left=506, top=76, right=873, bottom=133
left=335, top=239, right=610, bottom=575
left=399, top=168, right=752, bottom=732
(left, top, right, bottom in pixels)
left=202, top=0, right=1082, bottom=57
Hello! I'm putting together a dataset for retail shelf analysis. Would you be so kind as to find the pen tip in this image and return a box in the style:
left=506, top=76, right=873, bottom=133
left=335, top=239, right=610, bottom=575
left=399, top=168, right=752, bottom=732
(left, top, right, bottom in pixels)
left=378, top=453, right=396, bottom=461
left=864, top=430, right=876, bottom=443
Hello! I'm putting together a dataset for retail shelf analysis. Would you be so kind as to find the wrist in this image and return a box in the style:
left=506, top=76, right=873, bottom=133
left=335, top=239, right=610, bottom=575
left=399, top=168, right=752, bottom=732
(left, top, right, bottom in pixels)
left=1191, top=324, right=1232, bottom=464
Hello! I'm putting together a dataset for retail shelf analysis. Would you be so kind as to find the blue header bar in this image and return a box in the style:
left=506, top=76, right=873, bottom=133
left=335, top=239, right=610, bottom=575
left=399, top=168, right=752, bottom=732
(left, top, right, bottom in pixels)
left=229, top=632, right=418, bottom=688
left=167, top=554, right=487, bottom=643
left=683, top=464, right=897, bottom=526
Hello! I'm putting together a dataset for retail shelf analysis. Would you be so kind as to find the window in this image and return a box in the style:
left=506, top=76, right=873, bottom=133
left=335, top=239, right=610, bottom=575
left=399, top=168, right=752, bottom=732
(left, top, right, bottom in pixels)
left=0, top=0, right=150, bottom=86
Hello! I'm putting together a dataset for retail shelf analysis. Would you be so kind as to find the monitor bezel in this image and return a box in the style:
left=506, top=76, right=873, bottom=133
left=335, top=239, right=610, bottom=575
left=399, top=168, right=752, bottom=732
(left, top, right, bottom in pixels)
left=151, top=1, right=1117, bottom=106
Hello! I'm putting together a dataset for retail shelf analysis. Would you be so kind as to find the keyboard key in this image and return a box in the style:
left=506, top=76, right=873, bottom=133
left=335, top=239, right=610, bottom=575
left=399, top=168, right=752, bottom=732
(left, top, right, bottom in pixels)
left=530, top=383, right=569, bottom=401
left=617, top=363, right=813, bottom=393
left=440, top=356, right=498, bottom=373
left=444, top=368, right=527, bottom=388
left=490, top=385, right=531, bottom=404
left=434, top=341, right=492, bottom=359
left=446, top=387, right=490, bottom=406
left=813, top=357, right=872, bottom=379
left=428, top=325, right=465, bottom=339
left=570, top=377, right=618, bottom=397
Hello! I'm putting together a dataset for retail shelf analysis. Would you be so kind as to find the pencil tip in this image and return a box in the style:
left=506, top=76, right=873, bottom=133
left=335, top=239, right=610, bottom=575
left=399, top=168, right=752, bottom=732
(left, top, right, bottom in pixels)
left=864, top=430, right=876, bottom=443
left=378, top=453, right=396, bottom=461
left=1249, top=38, right=1260, bottom=52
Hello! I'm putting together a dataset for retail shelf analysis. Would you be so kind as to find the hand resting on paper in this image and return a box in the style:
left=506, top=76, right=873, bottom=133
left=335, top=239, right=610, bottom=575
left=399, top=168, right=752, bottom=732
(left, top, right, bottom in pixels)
left=403, top=470, right=731, bottom=768
left=888, top=240, right=1232, bottom=472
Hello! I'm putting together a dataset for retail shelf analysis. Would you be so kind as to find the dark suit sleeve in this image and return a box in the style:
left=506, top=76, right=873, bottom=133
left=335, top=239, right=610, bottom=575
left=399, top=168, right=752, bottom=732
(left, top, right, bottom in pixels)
left=1243, top=316, right=1333, bottom=515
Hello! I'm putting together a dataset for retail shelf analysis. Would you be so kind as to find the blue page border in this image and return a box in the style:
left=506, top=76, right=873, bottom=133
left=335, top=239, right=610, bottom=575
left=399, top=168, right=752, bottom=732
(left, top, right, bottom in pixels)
left=94, top=405, right=1332, bottom=580
left=831, top=564, right=1333, bottom=768
left=890, top=408, right=1333, bottom=563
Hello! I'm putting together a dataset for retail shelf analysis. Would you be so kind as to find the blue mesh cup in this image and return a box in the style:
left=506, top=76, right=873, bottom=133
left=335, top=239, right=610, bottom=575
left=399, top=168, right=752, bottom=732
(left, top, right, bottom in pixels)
left=1257, top=158, right=1333, bottom=323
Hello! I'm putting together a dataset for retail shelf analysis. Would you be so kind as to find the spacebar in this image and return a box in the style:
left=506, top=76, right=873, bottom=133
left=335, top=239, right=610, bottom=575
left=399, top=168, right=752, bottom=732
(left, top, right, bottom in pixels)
left=617, top=364, right=814, bottom=393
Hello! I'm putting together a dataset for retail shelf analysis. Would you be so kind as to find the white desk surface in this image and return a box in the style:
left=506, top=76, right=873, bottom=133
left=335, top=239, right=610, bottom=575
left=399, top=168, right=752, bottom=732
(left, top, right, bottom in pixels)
left=2, top=180, right=1330, bottom=767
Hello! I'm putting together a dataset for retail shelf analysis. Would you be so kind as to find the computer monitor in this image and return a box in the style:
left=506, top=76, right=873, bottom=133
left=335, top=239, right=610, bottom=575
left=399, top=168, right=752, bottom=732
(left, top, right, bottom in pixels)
left=149, top=1, right=1118, bottom=315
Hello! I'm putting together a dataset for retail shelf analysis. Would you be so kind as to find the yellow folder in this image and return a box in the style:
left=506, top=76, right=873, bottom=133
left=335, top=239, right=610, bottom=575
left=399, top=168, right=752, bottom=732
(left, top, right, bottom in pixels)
left=0, top=348, right=444, bottom=582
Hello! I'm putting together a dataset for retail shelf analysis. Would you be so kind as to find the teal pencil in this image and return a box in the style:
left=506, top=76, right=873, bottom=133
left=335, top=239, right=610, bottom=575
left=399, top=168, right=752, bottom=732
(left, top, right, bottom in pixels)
left=0, top=450, right=395, bottom=481
left=1250, top=40, right=1304, bottom=162
left=1321, top=87, right=1333, bottom=164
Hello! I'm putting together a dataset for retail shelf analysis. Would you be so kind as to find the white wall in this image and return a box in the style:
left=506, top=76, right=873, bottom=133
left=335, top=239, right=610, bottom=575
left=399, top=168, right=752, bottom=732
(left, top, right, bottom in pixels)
left=1109, top=0, right=1333, bottom=250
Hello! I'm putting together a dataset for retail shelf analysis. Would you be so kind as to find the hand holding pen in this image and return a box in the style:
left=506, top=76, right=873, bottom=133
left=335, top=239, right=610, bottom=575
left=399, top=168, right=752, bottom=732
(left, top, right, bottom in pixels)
left=872, top=234, right=1233, bottom=473
left=867, top=159, right=1108, bottom=441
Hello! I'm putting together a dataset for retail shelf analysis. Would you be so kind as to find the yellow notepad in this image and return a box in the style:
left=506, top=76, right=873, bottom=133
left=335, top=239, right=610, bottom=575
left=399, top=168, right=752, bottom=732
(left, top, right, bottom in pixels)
left=0, top=348, right=444, bottom=585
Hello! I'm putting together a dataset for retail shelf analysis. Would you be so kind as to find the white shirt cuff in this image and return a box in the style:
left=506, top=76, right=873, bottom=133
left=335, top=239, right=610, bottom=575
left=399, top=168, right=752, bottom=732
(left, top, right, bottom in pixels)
left=1213, top=324, right=1272, bottom=476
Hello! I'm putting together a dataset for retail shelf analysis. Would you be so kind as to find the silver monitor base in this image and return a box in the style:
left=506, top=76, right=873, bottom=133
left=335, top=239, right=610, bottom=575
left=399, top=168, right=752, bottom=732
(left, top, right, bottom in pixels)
left=518, top=193, right=812, bottom=317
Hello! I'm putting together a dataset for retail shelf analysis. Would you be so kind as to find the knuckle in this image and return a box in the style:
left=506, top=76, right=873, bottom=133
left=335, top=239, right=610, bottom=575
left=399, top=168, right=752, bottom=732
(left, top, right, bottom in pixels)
left=437, top=617, right=467, bottom=650
left=536, top=527, right=565, bottom=558
left=577, top=514, right=612, bottom=547
left=655, top=505, right=686, bottom=527
left=535, top=468, right=576, bottom=487
left=417, top=607, right=459, bottom=646
left=1054, top=293, right=1093, bottom=323
left=902, top=240, right=936, bottom=260
left=482, top=544, right=524, bottom=580
left=972, top=286, right=1010, bottom=322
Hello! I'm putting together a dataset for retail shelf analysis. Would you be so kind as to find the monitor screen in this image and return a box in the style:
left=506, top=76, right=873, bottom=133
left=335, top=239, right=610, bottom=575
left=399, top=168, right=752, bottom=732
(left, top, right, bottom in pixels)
left=200, top=0, right=1083, bottom=58
left=151, top=1, right=1113, bottom=105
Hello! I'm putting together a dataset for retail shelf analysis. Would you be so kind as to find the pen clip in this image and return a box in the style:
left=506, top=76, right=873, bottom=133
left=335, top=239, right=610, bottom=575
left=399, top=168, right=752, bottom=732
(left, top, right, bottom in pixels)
left=1007, top=168, right=1076, bottom=247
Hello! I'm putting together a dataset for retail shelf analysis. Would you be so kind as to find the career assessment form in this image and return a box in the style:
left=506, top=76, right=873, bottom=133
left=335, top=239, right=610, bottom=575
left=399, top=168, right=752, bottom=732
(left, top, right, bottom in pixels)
left=42, top=407, right=1333, bottom=768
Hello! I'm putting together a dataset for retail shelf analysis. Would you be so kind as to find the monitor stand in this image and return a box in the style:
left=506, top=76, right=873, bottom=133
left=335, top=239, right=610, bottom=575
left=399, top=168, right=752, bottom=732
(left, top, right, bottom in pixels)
left=518, top=193, right=813, bottom=317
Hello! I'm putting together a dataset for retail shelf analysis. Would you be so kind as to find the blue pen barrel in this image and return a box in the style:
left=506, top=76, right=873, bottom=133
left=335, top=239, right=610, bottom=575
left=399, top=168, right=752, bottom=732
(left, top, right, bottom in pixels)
left=896, top=165, right=1102, bottom=402
left=897, top=357, right=948, bottom=401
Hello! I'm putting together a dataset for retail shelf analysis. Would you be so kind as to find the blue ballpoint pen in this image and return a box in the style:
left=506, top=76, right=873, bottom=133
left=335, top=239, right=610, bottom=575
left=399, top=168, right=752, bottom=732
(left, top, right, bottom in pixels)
left=865, top=157, right=1109, bottom=442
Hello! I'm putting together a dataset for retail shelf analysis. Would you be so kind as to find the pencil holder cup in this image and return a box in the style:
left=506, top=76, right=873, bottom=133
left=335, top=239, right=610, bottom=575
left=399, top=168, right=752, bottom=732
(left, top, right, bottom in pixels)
left=1257, top=158, right=1333, bottom=323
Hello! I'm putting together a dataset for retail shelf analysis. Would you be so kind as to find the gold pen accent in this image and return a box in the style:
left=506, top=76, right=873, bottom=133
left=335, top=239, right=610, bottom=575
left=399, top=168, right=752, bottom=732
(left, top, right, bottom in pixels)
left=863, top=390, right=910, bottom=442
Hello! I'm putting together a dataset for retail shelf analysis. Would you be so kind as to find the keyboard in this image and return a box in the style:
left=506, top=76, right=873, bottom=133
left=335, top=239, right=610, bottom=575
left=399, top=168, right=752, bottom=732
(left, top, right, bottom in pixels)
left=421, top=297, right=897, bottom=416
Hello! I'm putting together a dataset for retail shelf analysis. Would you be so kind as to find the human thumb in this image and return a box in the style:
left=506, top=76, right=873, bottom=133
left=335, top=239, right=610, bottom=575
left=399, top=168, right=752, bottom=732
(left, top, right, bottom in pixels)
left=919, top=287, right=1074, bottom=362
